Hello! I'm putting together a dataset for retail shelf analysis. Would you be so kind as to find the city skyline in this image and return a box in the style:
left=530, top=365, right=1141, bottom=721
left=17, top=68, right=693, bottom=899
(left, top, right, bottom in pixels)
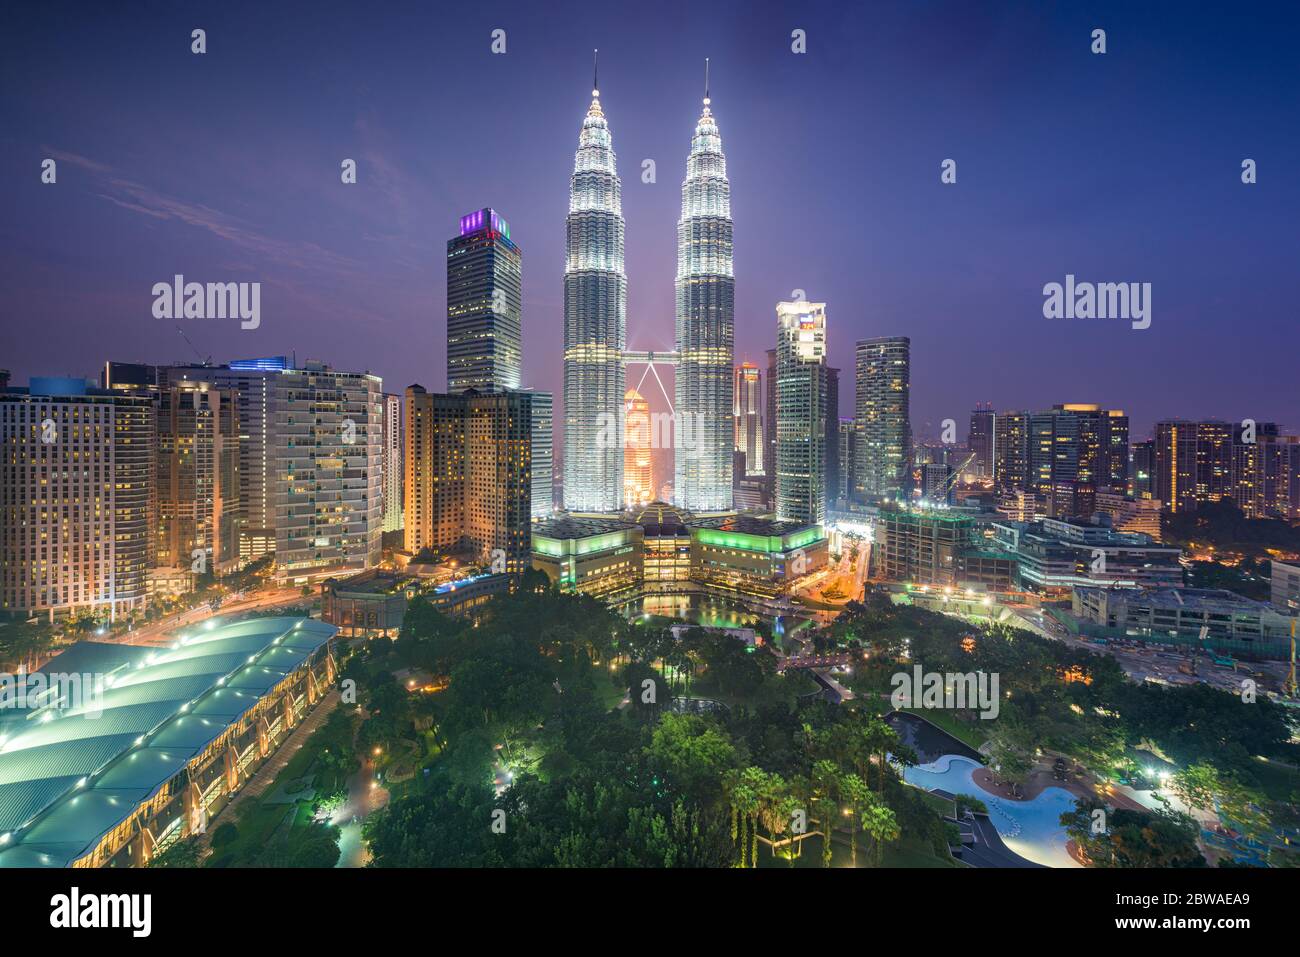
left=4, top=2, right=1298, bottom=445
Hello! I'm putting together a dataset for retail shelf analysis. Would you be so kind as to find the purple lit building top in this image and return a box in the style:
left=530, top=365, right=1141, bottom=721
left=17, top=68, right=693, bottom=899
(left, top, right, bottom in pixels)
left=459, top=207, right=510, bottom=240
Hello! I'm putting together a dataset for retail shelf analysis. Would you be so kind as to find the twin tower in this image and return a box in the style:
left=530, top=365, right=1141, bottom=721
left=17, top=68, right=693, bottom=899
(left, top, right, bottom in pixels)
left=563, top=57, right=734, bottom=513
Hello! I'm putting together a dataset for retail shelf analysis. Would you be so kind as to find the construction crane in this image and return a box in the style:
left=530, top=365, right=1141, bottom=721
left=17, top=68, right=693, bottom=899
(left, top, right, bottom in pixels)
left=937, top=451, right=977, bottom=502
left=175, top=325, right=211, bottom=366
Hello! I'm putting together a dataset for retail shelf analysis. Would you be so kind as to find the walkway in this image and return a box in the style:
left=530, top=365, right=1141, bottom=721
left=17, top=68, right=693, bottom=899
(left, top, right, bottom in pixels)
left=194, top=689, right=340, bottom=854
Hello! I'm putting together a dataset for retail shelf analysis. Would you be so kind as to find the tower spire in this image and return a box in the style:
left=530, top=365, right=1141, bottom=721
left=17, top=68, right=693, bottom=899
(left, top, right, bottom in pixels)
left=704, top=57, right=710, bottom=105
left=593, top=48, right=599, bottom=97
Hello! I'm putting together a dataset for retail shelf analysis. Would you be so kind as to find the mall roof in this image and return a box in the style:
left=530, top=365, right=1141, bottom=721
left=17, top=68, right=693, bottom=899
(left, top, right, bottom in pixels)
left=533, top=516, right=639, bottom=540
left=0, top=616, right=335, bottom=867
left=686, top=515, right=817, bottom=536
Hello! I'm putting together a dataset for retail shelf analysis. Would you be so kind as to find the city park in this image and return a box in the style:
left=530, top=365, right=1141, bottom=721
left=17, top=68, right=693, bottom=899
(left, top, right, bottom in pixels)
left=128, top=565, right=1300, bottom=868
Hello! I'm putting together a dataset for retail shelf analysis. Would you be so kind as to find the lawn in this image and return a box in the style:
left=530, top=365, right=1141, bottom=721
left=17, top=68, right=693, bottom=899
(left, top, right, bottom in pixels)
left=900, top=707, right=992, bottom=751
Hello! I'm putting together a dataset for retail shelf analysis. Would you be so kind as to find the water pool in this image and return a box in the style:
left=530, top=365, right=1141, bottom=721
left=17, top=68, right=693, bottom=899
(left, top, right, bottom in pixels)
left=903, top=755, right=1081, bottom=868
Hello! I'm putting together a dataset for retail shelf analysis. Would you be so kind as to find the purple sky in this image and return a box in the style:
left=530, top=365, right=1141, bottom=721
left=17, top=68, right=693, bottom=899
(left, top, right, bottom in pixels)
left=3, top=1, right=1297, bottom=444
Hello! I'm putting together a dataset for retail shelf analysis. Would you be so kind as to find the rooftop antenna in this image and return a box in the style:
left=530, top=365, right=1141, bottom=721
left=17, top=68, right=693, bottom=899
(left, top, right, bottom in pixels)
left=704, top=57, right=710, bottom=105
left=592, top=48, right=599, bottom=97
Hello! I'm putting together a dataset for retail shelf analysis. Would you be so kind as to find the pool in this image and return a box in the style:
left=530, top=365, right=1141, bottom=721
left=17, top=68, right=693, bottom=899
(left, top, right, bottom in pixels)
left=903, top=755, right=1081, bottom=868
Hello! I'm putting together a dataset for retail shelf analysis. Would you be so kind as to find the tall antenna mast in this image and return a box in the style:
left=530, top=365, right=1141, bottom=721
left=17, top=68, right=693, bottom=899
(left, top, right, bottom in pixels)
left=593, top=48, right=599, bottom=96
left=704, top=57, right=710, bottom=104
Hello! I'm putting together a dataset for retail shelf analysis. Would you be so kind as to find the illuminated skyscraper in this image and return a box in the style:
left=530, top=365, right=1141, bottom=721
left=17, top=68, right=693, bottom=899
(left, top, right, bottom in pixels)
left=447, top=208, right=521, bottom=394
left=563, top=56, right=626, bottom=512
left=733, top=363, right=763, bottom=475
left=623, top=388, right=653, bottom=506
left=675, top=62, right=735, bottom=511
left=775, top=301, right=828, bottom=525
left=855, top=336, right=911, bottom=502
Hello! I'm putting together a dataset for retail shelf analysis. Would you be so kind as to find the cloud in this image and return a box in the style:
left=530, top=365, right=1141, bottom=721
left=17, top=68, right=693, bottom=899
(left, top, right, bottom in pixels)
left=44, top=147, right=361, bottom=275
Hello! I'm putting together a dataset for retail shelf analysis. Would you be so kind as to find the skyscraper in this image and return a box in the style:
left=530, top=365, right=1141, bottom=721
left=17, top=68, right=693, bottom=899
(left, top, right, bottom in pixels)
left=968, top=405, right=995, bottom=481
left=855, top=337, right=911, bottom=501
left=382, top=393, right=403, bottom=533
left=1153, top=420, right=1234, bottom=513
left=675, top=69, right=734, bottom=511
left=563, top=63, right=626, bottom=512
left=994, top=410, right=1030, bottom=491
left=523, top=389, right=554, bottom=520
left=447, top=208, right=522, bottom=394
left=405, top=385, right=533, bottom=574
left=271, top=362, right=383, bottom=582
left=775, top=301, right=828, bottom=525
left=733, top=362, right=763, bottom=476
left=825, top=365, right=839, bottom=512
left=1, top=378, right=152, bottom=621
left=623, top=388, right=653, bottom=506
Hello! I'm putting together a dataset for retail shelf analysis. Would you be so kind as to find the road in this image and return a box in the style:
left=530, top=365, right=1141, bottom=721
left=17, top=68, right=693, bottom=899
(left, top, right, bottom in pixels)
left=109, top=586, right=313, bottom=647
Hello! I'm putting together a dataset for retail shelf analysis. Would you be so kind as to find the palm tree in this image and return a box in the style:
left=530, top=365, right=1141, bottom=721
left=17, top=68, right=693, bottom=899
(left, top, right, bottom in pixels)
left=811, top=759, right=840, bottom=867
left=861, top=794, right=900, bottom=867
left=838, top=772, right=871, bottom=867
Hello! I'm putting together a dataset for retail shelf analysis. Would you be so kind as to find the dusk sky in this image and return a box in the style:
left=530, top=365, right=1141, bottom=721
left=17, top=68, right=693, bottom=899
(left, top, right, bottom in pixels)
left=3, top=1, right=1297, bottom=443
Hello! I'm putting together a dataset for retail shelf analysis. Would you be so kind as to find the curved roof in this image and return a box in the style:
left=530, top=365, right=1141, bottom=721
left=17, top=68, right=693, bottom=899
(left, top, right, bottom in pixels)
left=0, top=616, right=335, bottom=867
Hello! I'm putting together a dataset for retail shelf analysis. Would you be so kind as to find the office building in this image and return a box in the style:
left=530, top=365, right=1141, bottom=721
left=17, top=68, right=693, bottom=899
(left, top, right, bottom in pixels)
left=994, top=410, right=1029, bottom=492
left=523, top=389, right=554, bottom=520
left=447, top=208, right=522, bottom=394
left=855, top=336, right=911, bottom=501
left=991, top=517, right=1182, bottom=594
left=1153, top=420, right=1234, bottom=513
left=968, top=405, right=995, bottom=481
left=775, top=301, right=829, bottom=525
left=563, top=78, right=626, bottom=512
left=733, top=362, right=763, bottom=476
left=674, top=85, right=735, bottom=511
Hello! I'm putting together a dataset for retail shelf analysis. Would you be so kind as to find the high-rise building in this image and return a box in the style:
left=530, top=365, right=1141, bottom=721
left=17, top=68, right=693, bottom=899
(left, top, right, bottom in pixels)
left=382, top=393, right=403, bottom=533
left=775, top=301, right=828, bottom=525
left=623, top=388, right=653, bottom=506
left=854, top=336, right=911, bottom=501
left=733, top=363, right=763, bottom=476
left=994, top=411, right=1030, bottom=492
left=404, top=385, right=533, bottom=573
left=968, top=405, right=995, bottom=481
left=1, top=378, right=152, bottom=621
left=674, top=80, right=734, bottom=511
left=837, top=418, right=856, bottom=506
left=271, top=362, right=383, bottom=582
left=1024, top=404, right=1127, bottom=512
left=447, top=208, right=522, bottom=394
left=825, top=366, right=840, bottom=514
left=160, top=359, right=287, bottom=560
left=765, top=347, right=778, bottom=505
left=154, top=379, right=241, bottom=580
left=1234, top=429, right=1300, bottom=520
left=1131, top=439, right=1155, bottom=499
left=523, top=389, right=554, bottom=520
left=1153, top=420, right=1234, bottom=513
left=563, top=72, right=626, bottom=512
